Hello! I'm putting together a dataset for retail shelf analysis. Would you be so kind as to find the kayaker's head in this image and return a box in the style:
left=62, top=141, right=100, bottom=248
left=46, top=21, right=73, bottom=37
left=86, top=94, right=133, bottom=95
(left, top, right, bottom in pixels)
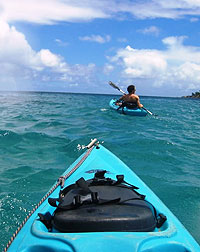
left=127, top=85, right=136, bottom=94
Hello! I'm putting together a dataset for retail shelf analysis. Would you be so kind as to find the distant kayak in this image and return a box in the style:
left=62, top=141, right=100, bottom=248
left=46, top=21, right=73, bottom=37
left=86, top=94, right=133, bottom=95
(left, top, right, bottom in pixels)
left=5, top=139, right=200, bottom=252
left=109, top=98, right=147, bottom=116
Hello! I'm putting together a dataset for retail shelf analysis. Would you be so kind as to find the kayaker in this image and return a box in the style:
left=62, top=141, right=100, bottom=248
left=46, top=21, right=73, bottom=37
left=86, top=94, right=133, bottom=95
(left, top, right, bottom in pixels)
left=116, top=85, right=143, bottom=108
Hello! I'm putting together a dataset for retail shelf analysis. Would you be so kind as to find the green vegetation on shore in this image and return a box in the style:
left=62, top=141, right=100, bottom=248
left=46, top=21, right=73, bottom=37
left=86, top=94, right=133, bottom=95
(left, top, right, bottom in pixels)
left=183, top=91, right=200, bottom=98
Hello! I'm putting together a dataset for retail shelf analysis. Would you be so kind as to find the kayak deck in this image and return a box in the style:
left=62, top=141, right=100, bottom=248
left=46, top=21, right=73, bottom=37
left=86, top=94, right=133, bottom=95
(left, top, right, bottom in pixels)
left=109, top=98, right=147, bottom=116
left=7, top=140, right=200, bottom=252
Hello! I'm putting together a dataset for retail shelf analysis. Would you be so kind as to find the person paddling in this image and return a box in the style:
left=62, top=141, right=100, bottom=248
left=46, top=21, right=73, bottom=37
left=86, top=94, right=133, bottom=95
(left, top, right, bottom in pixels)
left=116, top=85, right=143, bottom=109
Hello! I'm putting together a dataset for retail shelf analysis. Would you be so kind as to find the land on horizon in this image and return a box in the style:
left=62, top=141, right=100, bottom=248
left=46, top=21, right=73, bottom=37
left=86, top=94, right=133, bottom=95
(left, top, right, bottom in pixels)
left=183, top=91, right=200, bottom=98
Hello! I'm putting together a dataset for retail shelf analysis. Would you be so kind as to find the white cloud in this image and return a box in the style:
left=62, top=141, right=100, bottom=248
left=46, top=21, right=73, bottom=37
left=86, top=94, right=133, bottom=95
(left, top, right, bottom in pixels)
left=1, top=0, right=200, bottom=25
left=0, top=21, right=68, bottom=72
left=103, top=63, right=114, bottom=74
left=175, top=62, right=200, bottom=82
left=137, top=26, right=160, bottom=36
left=109, top=36, right=200, bottom=91
left=55, top=39, right=69, bottom=47
left=79, top=34, right=111, bottom=43
left=37, top=49, right=69, bottom=72
left=0, top=21, right=34, bottom=66
left=0, top=0, right=108, bottom=24
left=59, top=63, right=96, bottom=79
left=123, top=0, right=200, bottom=19
left=190, top=17, right=199, bottom=22
left=162, top=36, right=200, bottom=63
left=111, top=45, right=167, bottom=78
left=0, top=21, right=97, bottom=90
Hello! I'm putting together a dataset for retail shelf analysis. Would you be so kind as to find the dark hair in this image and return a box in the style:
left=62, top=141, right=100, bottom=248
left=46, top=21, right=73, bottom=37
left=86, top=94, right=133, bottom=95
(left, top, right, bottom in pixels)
left=127, top=85, right=135, bottom=94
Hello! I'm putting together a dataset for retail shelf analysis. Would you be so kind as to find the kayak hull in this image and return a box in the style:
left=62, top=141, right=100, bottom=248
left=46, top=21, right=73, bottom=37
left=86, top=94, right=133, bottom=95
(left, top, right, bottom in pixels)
left=109, top=98, right=147, bottom=116
left=7, top=142, right=200, bottom=252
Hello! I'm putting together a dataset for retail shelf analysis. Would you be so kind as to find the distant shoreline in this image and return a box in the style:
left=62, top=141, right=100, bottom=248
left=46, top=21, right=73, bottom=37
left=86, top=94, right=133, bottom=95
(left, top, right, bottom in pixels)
left=182, top=91, right=200, bottom=99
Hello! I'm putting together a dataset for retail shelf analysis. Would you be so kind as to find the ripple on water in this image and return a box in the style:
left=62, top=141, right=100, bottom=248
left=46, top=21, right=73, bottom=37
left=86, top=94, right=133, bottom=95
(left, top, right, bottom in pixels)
left=0, top=93, right=200, bottom=250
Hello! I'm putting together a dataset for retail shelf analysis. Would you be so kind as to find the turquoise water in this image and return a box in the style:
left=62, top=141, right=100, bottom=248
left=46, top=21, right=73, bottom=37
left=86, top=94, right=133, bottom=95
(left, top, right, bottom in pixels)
left=0, top=92, right=200, bottom=250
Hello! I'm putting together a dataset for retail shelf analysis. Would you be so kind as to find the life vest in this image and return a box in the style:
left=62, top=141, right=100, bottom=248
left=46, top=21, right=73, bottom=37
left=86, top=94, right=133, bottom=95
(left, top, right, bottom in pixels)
left=116, top=101, right=138, bottom=112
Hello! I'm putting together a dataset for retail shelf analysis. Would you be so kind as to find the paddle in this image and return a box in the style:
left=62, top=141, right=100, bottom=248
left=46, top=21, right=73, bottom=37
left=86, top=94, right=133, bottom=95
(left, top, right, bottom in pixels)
left=108, top=81, right=156, bottom=116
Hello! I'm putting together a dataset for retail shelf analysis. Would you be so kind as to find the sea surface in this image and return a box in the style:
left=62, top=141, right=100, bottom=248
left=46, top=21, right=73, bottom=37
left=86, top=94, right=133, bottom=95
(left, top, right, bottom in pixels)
left=0, top=91, right=200, bottom=250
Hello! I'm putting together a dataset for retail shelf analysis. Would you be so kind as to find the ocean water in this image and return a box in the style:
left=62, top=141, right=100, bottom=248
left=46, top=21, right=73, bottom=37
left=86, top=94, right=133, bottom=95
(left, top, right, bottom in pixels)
left=0, top=91, right=200, bottom=250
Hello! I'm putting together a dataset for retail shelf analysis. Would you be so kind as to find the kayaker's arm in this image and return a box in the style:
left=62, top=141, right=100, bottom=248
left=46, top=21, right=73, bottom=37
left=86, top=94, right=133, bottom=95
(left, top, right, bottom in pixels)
left=116, top=95, right=126, bottom=104
left=118, top=95, right=126, bottom=101
left=135, top=96, right=143, bottom=108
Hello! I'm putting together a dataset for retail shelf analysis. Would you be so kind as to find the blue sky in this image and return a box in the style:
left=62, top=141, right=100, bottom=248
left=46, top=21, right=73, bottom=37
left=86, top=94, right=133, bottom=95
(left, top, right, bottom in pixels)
left=1, top=0, right=200, bottom=97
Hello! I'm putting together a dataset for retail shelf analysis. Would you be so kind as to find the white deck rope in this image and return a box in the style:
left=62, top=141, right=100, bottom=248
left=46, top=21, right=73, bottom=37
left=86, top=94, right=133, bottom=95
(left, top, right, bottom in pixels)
left=4, top=142, right=96, bottom=251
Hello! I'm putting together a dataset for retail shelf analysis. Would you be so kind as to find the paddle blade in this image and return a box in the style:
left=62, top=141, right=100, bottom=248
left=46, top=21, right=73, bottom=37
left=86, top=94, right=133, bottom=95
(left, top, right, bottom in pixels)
left=108, top=81, right=126, bottom=94
left=109, top=81, right=119, bottom=90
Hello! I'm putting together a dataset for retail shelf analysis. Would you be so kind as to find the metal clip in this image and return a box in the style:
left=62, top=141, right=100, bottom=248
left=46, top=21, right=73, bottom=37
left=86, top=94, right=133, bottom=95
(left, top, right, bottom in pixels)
left=77, top=139, right=104, bottom=151
left=58, top=176, right=65, bottom=188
